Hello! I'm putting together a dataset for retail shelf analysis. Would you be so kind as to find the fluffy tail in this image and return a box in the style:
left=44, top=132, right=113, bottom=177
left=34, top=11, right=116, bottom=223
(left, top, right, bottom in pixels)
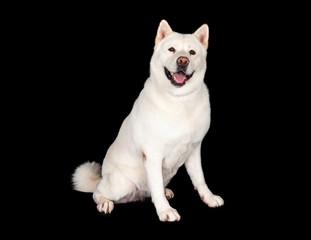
left=72, top=161, right=102, bottom=192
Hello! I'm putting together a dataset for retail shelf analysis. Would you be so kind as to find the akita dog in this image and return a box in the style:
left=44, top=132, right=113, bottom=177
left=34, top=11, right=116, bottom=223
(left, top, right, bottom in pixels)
left=72, top=20, right=224, bottom=222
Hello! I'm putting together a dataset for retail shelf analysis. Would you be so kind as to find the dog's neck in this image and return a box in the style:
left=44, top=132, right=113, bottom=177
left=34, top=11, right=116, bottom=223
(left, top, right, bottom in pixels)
left=145, top=76, right=207, bottom=105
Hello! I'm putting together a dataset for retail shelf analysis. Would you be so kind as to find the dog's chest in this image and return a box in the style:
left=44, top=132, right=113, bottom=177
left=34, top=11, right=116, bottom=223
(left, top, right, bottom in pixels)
left=163, top=138, right=196, bottom=167
left=160, top=115, right=206, bottom=182
left=161, top=137, right=198, bottom=185
left=159, top=103, right=209, bottom=181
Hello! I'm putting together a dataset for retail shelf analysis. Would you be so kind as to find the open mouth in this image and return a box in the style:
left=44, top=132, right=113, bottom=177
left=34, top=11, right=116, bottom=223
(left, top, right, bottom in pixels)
left=164, top=67, right=194, bottom=87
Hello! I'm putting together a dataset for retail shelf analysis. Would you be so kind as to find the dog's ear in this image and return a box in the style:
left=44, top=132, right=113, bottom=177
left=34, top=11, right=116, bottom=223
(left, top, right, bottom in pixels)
left=194, top=24, right=209, bottom=49
left=155, top=20, right=173, bottom=44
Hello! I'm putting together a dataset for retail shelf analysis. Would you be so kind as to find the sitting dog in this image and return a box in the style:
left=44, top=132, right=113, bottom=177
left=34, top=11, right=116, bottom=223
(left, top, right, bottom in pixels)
left=72, top=20, right=224, bottom=222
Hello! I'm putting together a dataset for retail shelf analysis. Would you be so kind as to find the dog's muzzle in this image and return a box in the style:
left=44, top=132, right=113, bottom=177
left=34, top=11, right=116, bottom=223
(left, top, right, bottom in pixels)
left=164, top=56, right=194, bottom=87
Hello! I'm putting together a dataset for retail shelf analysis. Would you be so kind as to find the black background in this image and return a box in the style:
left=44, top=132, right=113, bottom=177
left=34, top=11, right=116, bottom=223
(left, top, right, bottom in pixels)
left=15, top=2, right=284, bottom=238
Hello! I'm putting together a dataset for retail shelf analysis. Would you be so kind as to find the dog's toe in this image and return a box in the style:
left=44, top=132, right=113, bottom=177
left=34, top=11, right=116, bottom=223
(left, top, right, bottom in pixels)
left=97, top=199, right=114, bottom=213
left=201, top=194, right=224, bottom=208
left=158, top=207, right=180, bottom=222
left=164, top=188, right=174, bottom=200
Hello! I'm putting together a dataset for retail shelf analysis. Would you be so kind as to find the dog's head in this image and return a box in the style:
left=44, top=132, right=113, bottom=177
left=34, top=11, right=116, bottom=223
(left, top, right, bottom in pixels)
left=150, top=20, right=209, bottom=96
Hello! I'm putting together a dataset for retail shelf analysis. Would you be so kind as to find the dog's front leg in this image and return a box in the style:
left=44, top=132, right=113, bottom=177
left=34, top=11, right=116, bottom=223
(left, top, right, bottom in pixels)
left=144, top=154, right=180, bottom=222
left=185, top=144, right=224, bottom=208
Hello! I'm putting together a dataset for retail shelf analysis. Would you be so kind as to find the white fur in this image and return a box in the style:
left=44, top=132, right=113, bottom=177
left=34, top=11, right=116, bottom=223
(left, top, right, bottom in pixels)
left=72, top=20, right=224, bottom=222
left=72, top=161, right=101, bottom=192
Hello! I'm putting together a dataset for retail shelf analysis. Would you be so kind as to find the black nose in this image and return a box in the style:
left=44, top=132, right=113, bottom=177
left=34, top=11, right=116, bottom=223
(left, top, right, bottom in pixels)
left=177, top=56, right=189, bottom=68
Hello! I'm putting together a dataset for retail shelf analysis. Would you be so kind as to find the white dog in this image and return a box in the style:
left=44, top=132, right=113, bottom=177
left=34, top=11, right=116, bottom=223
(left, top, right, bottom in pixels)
left=72, top=20, right=224, bottom=222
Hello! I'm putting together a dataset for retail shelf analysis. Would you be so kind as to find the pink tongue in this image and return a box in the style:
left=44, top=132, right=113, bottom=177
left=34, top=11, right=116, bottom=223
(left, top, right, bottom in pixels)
left=173, top=72, right=186, bottom=83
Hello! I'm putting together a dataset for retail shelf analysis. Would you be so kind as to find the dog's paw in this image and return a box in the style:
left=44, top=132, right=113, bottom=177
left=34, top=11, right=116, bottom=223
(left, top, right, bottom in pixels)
left=200, top=194, right=224, bottom=208
left=164, top=188, right=174, bottom=200
left=96, top=199, right=114, bottom=214
left=157, top=207, right=181, bottom=222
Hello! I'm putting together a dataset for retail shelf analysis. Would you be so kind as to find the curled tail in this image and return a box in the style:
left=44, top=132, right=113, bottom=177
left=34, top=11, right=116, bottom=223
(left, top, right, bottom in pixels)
left=72, top=161, right=102, bottom=192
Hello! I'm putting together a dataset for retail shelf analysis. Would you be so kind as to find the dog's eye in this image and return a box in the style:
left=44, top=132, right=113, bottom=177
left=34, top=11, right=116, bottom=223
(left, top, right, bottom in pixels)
left=168, top=47, right=176, bottom=53
left=189, top=50, right=196, bottom=55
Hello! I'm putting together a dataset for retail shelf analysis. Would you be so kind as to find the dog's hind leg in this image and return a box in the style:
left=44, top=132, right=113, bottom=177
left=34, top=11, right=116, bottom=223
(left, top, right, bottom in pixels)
left=92, top=165, right=137, bottom=214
